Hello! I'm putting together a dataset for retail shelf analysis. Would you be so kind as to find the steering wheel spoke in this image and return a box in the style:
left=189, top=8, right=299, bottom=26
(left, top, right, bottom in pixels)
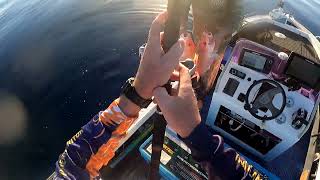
left=265, top=103, right=280, bottom=117
left=252, top=99, right=280, bottom=117
left=267, top=86, right=282, bottom=98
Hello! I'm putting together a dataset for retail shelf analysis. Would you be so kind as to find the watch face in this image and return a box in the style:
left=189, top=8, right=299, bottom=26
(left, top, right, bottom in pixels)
left=121, top=80, right=129, bottom=91
left=122, top=78, right=133, bottom=89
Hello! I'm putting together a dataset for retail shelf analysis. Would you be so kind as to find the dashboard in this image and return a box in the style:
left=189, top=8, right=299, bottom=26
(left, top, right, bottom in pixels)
left=206, top=39, right=318, bottom=161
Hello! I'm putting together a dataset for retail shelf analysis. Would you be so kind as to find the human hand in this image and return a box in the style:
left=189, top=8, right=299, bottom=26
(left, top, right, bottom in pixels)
left=134, top=12, right=185, bottom=99
left=153, top=64, right=201, bottom=138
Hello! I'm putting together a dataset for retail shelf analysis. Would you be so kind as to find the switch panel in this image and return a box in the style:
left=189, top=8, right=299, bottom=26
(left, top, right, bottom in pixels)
left=229, top=68, right=246, bottom=79
left=223, top=78, right=240, bottom=97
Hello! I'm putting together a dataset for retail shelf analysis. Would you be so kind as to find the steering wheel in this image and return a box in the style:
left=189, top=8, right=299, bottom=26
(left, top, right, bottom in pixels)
left=245, top=79, right=286, bottom=121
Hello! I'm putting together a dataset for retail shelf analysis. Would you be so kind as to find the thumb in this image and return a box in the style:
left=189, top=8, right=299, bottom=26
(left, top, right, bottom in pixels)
left=153, top=87, right=172, bottom=108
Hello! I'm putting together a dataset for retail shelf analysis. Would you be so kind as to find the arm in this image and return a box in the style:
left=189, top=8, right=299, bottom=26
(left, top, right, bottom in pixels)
left=55, top=98, right=139, bottom=179
left=54, top=11, right=184, bottom=179
left=154, top=65, right=264, bottom=180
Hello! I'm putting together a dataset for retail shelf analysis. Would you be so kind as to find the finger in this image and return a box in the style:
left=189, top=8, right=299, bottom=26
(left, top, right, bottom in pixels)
left=178, top=64, right=191, bottom=85
left=179, top=32, right=193, bottom=46
left=160, top=32, right=165, bottom=56
left=170, top=88, right=179, bottom=96
left=162, top=39, right=185, bottom=69
left=178, top=64, right=193, bottom=96
left=198, top=32, right=209, bottom=52
left=146, top=11, right=168, bottom=53
left=169, top=70, right=179, bottom=81
left=160, top=32, right=164, bottom=42
left=153, top=87, right=172, bottom=108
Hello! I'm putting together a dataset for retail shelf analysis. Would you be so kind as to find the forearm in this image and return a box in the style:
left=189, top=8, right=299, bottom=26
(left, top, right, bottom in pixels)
left=55, top=98, right=138, bottom=179
left=55, top=113, right=109, bottom=180
left=118, top=95, right=141, bottom=117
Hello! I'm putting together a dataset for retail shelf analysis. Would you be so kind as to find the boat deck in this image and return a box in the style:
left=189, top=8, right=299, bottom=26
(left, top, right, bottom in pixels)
left=99, top=90, right=316, bottom=180
left=101, top=16, right=320, bottom=180
left=101, top=148, right=149, bottom=180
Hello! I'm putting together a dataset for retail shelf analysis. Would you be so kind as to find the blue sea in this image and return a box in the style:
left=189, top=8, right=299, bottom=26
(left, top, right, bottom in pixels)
left=0, top=0, right=319, bottom=179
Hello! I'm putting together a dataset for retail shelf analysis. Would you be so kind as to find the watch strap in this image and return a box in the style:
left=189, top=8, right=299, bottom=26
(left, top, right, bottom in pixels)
left=121, top=78, right=152, bottom=108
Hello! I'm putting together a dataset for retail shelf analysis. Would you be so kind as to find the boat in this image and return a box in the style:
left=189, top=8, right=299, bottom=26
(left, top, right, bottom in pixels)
left=48, top=2, right=320, bottom=180
left=115, top=4, right=320, bottom=179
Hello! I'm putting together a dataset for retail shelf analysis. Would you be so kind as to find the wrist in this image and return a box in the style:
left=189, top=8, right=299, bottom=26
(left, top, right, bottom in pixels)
left=133, top=79, right=153, bottom=100
left=179, top=123, right=222, bottom=162
left=118, top=95, right=141, bottom=117
left=179, top=120, right=201, bottom=138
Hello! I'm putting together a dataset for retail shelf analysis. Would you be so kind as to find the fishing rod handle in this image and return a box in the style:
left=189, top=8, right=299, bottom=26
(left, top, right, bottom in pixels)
left=162, top=0, right=183, bottom=53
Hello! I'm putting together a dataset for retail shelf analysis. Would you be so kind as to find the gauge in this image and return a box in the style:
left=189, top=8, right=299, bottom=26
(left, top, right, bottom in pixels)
left=286, top=97, right=294, bottom=108
left=276, top=114, right=286, bottom=124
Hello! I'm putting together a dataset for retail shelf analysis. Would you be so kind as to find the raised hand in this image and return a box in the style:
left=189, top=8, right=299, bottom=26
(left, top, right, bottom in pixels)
left=153, top=64, right=201, bottom=138
left=134, top=12, right=185, bottom=100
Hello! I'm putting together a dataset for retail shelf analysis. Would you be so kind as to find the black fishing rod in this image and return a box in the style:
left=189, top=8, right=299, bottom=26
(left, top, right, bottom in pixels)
left=148, top=0, right=186, bottom=179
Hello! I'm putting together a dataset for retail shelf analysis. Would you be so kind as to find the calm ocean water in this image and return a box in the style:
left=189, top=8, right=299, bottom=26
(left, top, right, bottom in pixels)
left=0, top=0, right=319, bottom=179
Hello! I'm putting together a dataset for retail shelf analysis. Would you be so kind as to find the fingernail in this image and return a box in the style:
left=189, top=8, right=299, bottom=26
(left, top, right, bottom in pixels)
left=178, top=38, right=185, bottom=47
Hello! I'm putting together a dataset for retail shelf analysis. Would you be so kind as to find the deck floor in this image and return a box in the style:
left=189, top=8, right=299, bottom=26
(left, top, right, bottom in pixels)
left=100, top=132, right=310, bottom=180
left=100, top=124, right=310, bottom=180
left=101, top=149, right=149, bottom=180
left=100, top=90, right=313, bottom=180
left=266, top=128, right=311, bottom=179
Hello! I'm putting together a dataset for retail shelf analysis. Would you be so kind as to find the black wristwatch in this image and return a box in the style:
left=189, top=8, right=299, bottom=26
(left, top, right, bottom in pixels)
left=121, top=77, right=152, bottom=108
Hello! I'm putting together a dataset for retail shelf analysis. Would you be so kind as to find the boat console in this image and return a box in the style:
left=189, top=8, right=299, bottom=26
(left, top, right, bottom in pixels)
left=206, top=39, right=320, bottom=161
